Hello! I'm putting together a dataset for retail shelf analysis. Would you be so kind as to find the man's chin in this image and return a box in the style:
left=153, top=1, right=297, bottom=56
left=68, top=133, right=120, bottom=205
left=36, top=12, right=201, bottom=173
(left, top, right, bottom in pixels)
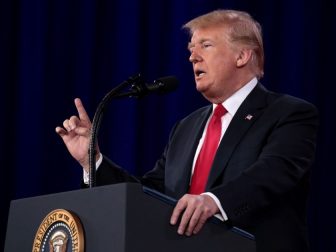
left=196, top=86, right=221, bottom=103
left=195, top=82, right=209, bottom=93
left=196, top=86, right=211, bottom=99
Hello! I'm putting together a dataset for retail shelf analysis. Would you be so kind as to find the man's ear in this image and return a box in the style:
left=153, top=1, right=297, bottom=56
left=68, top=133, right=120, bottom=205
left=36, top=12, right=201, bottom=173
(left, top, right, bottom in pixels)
left=236, top=49, right=253, bottom=68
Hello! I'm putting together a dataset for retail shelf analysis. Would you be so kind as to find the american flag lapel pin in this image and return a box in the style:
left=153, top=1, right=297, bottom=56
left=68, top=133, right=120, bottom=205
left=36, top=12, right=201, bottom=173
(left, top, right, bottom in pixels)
left=245, top=114, right=253, bottom=120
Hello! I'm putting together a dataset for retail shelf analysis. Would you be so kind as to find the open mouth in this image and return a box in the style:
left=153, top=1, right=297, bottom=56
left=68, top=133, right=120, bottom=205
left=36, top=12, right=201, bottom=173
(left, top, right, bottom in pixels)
left=195, top=69, right=206, bottom=77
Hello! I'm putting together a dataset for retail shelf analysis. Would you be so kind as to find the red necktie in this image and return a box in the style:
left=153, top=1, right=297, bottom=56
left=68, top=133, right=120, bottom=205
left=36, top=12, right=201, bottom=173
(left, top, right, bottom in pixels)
left=189, top=104, right=227, bottom=194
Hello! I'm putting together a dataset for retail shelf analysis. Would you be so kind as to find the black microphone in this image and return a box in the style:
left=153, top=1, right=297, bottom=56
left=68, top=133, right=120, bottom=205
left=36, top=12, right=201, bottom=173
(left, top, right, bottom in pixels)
left=116, top=76, right=179, bottom=98
left=88, top=74, right=178, bottom=188
left=145, top=76, right=179, bottom=94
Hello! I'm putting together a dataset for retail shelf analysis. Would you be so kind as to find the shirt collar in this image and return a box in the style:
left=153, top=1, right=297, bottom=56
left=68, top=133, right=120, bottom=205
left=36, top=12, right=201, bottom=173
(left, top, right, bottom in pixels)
left=213, top=77, right=258, bottom=116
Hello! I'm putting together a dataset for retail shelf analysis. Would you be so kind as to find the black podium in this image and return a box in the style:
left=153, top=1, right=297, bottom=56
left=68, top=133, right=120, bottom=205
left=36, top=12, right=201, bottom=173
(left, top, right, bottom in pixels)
left=5, top=183, right=255, bottom=251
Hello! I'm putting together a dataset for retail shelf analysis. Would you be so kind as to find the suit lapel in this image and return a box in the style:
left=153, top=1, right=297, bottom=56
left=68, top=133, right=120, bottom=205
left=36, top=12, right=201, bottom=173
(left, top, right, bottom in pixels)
left=206, top=83, right=269, bottom=190
left=169, top=106, right=212, bottom=197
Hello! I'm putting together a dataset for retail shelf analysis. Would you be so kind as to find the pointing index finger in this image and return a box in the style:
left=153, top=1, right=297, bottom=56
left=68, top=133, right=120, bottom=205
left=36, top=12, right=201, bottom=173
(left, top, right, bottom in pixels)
left=74, top=98, right=90, bottom=122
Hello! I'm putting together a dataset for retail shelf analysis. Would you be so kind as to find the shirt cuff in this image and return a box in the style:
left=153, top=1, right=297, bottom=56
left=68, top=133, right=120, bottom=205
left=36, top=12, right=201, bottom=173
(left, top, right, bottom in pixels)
left=83, top=153, right=103, bottom=184
left=202, top=192, right=228, bottom=221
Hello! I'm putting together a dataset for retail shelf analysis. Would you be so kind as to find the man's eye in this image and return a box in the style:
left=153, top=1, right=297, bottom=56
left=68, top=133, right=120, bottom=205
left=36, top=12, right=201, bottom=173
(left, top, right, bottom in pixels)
left=202, top=43, right=212, bottom=48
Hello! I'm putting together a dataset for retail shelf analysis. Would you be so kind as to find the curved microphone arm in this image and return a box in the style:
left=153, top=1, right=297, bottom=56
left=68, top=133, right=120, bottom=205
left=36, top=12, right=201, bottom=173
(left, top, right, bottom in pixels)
left=88, top=74, right=142, bottom=188
left=88, top=74, right=179, bottom=188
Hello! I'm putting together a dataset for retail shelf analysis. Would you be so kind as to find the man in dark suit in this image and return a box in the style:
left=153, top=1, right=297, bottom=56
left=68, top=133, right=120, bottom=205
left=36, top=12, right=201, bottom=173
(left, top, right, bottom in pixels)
left=56, top=10, right=318, bottom=251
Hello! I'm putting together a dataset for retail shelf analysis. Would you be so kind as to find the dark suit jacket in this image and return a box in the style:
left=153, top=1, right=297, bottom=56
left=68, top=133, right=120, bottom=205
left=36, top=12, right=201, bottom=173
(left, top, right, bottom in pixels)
left=96, top=83, right=319, bottom=252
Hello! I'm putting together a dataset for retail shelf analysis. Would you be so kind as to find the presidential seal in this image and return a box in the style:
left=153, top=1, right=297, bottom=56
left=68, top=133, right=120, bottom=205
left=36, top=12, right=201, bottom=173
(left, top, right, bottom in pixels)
left=32, top=209, right=84, bottom=252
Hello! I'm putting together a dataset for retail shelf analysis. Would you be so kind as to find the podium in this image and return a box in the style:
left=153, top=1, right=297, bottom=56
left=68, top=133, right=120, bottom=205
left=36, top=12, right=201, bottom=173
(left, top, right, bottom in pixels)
left=5, top=183, right=255, bottom=251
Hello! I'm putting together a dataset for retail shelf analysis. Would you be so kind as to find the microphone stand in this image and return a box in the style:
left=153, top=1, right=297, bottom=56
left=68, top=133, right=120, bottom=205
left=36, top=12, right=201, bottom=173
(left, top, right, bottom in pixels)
left=88, top=74, right=142, bottom=188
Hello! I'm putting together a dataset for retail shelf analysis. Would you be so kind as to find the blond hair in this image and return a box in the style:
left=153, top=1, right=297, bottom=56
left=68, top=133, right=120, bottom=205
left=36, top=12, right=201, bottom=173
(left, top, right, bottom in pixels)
left=183, top=10, right=264, bottom=79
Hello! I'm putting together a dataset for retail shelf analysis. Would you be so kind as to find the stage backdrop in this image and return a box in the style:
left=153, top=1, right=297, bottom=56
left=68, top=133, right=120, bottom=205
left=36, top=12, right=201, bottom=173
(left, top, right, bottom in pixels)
left=1, top=0, right=335, bottom=251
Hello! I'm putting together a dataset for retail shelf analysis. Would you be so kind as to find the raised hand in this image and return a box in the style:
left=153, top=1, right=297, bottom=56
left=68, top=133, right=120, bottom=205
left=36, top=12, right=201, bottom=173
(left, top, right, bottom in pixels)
left=55, top=98, right=100, bottom=172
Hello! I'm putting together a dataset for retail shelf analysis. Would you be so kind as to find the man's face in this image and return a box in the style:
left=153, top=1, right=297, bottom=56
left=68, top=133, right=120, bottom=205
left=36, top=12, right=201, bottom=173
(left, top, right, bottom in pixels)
left=188, top=26, right=240, bottom=103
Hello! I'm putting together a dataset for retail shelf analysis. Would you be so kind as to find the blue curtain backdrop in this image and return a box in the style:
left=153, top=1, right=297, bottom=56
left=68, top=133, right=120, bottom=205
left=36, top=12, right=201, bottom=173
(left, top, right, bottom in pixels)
left=1, top=0, right=335, bottom=250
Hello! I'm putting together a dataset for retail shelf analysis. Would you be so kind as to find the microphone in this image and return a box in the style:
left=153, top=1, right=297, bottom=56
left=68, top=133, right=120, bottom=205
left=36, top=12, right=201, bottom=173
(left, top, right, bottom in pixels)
left=116, top=76, right=179, bottom=98
left=88, top=74, right=179, bottom=188
left=145, top=76, right=179, bottom=94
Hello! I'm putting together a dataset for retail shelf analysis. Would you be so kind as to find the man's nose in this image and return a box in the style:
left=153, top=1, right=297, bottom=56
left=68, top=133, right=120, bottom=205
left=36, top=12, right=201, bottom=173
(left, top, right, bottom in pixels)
left=189, top=50, right=202, bottom=63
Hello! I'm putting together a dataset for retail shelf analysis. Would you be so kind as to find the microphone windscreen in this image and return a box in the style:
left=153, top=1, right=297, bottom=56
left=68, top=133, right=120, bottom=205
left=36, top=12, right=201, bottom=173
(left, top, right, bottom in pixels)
left=154, top=76, right=179, bottom=94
